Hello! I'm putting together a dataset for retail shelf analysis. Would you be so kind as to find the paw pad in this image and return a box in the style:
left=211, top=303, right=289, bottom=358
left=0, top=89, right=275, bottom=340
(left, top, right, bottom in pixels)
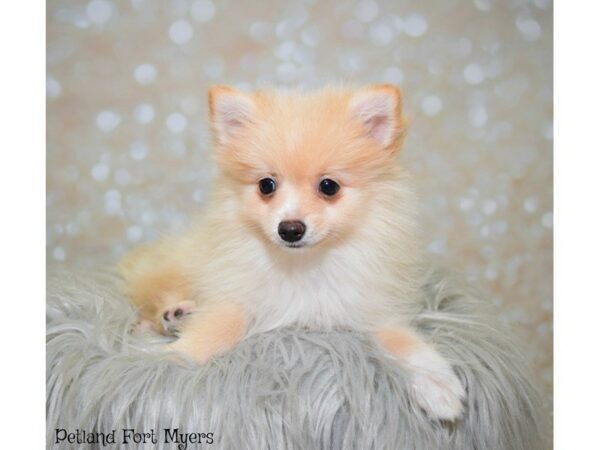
left=160, top=301, right=196, bottom=334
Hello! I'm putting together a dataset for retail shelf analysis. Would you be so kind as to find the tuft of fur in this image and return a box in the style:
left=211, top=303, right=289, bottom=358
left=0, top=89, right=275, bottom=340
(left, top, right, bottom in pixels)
left=47, top=266, right=548, bottom=450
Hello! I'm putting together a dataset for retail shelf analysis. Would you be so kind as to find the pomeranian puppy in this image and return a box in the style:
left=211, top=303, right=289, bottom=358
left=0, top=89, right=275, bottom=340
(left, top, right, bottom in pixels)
left=120, top=84, right=465, bottom=421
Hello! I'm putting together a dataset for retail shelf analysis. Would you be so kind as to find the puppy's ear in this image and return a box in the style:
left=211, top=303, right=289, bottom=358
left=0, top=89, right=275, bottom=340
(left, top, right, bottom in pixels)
left=350, top=84, right=406, bottom=149
left=208, top=85, right=256, bottom=145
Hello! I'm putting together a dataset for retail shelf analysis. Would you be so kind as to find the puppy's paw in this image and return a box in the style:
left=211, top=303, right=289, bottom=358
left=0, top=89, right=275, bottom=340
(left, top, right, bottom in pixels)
left=405, top=348, right=466, bottom=421
left=161, top=300, right=196, bottom=335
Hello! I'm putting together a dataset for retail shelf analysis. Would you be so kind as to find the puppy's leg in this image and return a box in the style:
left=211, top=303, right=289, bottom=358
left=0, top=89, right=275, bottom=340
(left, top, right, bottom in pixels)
left=120, top=240, right=194, bottom=335
left=168, top=301, right=246, bottom=364
left=376, top=327, right=465, bottom=421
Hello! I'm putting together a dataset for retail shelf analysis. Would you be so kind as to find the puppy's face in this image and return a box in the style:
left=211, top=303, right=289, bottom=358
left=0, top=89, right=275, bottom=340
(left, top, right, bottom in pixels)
left=208, top=85, right=406, bottom=250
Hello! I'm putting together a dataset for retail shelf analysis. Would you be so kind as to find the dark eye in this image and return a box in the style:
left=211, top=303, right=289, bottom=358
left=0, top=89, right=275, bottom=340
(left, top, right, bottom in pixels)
left=259, top=178, right=277, bottom=195
left=319, top=178, right=340, bottom=197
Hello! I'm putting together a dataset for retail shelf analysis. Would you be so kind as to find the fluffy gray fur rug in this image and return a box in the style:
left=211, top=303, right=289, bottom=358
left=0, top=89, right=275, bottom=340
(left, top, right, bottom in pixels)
left=47, top=267, right=547, bottom=450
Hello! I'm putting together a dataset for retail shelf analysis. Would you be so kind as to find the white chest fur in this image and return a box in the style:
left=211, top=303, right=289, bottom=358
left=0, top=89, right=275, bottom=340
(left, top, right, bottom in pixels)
left=226, top=240, right=407, bottom=336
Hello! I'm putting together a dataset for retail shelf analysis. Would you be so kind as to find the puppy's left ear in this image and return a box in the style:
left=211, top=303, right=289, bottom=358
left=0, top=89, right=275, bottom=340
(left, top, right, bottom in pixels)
left=208, top=85, right=256, bottom=145
left=350, top=84, right=406, bottom=150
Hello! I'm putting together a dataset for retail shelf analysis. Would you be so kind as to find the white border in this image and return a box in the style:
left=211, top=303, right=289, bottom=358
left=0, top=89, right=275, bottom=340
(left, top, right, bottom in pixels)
left=555, top=0, right=600, bottom=447
left=0, top=2, right=45, bottom=448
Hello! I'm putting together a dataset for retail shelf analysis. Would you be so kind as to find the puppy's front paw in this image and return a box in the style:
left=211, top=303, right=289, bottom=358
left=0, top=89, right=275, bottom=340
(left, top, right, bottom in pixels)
left=405, top=349, right=466, bottom=421
left=161, top=300, right=196, bottom=335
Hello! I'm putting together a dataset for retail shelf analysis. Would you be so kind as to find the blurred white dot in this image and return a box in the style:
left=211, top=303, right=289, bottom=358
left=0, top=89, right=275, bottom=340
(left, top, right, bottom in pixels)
left=66, top=222, right=80, bottom=235
left=193, top=188, right=205, bottom=203
left=275, top=40, right=296, bottom=60
left=169, top=20, right=193, bottom=45
left=474, top=0, right=492, bottom=11
left=167, top=113, right=188, bottom=133
left=53, top=246, right=67, bottom=261
left=382, top=66, right=404, bottom=84
left=74, top=17, right=91, bottom=29
left=134, top=64, right=157, bottom=85
left=134, top=103, right=155, bottom=124
left=104, top=189, right=121, bottom=215
left=464, top=63, right=485, bottom=85
left=338, top=52, right=364, bottom=73
left=292, top=46, right=312, bottom=65
left=301, top=28, right=320, bottom=47
left=524, top=197, right=539, bottom=213
left=421, top=95, right=443, bottom=116
left=47, top=76, right=62, bottom=99
left=482, top=225, right=492, bottom=238
left=482, top=199, right=497, bottom=215
left=204, top=58, right=224, bottom=78
left=249, top=21, right=270, bottom=42
left=542, top=298, right=552, bottom=312
left=129, top=140, right=148, bottom=160
left=96, top=110, right=121, bottom=132
left=190, top=0, right=215, bottom=22
left=141, top=211, right=157, bottom=225
left=516, top=16, right=541, bottom=42
left=370, top=23, right=392, bottom=46
left=484, top=266, right=497, bottom=281
left=391, top=15, right=404, bottom=32
left=537, top=323, right=550, bottom=338
left=127, top=225, right=144, bottom=242
left=542, top=212, right=553, bottom=228
left=354, top=0, right=379, bottom=23
left=91, top=163, right=110, bottom=181
left=86, top=0, right=112, bottom=25
left=469, top=104, right=488, bottom=127
left=115, top=168, right=131, bottom=186
left=404, top=13, right=428, bottom=37
left=459, top=197, right=474, bottom=211
left=276, top=17, right=302, bottom=39
left=427, top=60, right=442, bottom=76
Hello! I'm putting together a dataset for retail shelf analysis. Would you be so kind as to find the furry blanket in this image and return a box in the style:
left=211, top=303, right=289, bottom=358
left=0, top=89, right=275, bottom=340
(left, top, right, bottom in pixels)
left=46, top=267, right=546, bottom=449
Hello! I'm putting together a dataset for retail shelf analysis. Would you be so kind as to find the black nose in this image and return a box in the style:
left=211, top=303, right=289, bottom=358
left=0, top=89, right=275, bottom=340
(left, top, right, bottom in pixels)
left=278, top=220, right=306, bottom=243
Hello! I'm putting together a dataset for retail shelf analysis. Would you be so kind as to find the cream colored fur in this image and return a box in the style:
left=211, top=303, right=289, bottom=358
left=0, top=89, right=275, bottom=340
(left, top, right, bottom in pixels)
left=120, top=85, right=466, bottom=421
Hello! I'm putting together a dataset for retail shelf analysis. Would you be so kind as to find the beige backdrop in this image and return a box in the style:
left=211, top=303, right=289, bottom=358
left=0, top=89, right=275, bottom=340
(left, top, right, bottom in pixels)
left=47, top=0, right=553, bottom=411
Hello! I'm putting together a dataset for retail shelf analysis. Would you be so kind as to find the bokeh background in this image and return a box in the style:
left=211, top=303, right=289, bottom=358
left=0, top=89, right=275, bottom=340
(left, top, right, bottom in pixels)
left=47, top=0, right=553, bottom=412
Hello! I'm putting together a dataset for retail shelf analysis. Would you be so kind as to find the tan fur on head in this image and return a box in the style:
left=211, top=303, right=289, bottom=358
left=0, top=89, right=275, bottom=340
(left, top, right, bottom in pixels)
left=206, top=85, right=411, bottom=251
left=208, top=85, right=407, bottom=178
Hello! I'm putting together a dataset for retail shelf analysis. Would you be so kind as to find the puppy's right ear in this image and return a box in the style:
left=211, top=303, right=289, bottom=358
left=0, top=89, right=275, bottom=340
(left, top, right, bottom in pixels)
left=208, top=85, right=256, bottom=145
